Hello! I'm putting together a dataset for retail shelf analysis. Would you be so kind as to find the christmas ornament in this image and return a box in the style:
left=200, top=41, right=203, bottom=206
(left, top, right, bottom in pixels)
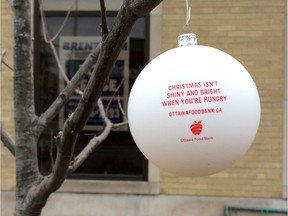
left=127, top=2, right=260, bottom=177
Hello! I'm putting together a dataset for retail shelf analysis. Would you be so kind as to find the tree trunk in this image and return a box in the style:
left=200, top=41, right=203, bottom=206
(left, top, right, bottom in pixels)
left=10, top=0, right=162, bottom=215
left=13, top=0, right=45, bottom=215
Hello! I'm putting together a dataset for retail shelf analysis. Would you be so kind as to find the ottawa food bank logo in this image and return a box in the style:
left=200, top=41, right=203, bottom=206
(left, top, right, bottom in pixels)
left=190, top=120, right=203, bottom=135
left=181, top=120, right=213, bottom=142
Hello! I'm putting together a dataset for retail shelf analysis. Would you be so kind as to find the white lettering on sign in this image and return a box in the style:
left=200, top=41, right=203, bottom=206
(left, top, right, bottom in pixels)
left=63, top=42, right=99, bottom=51
left=103, top=79, right=118, bottom=92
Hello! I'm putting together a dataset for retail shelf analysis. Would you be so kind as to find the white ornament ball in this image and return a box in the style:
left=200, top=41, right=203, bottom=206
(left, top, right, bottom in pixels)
left=128, top=45, right=261, bottom=177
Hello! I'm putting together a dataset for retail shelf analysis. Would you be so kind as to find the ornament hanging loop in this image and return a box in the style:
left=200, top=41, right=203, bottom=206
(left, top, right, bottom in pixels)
left=178, top=0, right=197, bottom=47
left=185, top=0, right=191, bottom=27
left=181, top=0, right=192, bottom=33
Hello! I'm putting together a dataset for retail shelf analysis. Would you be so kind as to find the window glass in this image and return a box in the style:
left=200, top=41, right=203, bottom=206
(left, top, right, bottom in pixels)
left=35, top=12, right=148, bottom=181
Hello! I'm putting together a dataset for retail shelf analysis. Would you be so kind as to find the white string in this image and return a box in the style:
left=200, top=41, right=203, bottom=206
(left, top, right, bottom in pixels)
left=178, top=0, right=197, bottom=47
left=185, top=0, right=191, bottom=26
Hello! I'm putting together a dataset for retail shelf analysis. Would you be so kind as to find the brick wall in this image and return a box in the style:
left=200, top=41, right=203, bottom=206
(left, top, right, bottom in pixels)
left=161, top=0, right=285, bottom=198
left=1, top=0, right=16, bottom=190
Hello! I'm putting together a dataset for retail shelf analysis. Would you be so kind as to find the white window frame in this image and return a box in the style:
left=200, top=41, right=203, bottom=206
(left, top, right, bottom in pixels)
left=282, top=0, right=288, bottom=199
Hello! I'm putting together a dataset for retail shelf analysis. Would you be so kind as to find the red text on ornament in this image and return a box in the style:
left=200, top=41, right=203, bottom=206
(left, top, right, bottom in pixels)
left=168, top=82, right=202, bottom=91
left=180, top=138, right=193, bottom=142
left=168, top=107, right=222, bottom=117
left=181, top=97, right=202, bottom=104
left=203, top=81, right=218, bottom=87
left=162, top=99, right=179, bottom=107
left=166, top=91, right=184, bottom=99
left=200, top=88, right=220, bottom=95
left=186, top=90, right=199, bottom=96
left=193, top=136, right=214, bottom=141
left=203, top=96, right=227, bottom=103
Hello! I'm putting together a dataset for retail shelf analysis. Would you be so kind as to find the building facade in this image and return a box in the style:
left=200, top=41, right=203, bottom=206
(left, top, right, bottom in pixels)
left=1, top=0, right=287, bottom=215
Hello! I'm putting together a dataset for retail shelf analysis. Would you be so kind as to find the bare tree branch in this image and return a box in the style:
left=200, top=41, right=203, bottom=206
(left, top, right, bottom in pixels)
left=38, top=0, right=50, bottom=42
left=38, top=0, right=76, bottom=43
left=0, top=50, right=6, bottom=62
left=100, top=0, right=109, bottom=40
left=129, top=0, right=162, bottom=17
left=68, top=2, right=135, bottom=132
left=49, top=131, right=56, bottom=167
left=69, top=122, right=112, bottom=173
left=48, top=41, right=70, bottom=83
left=37, top=0, right=116, bottom=174
left=50, top=1, right=76, bottom=42
left=38, top=0, right=75, bottom=86
left=68, top=98, right=128, bottom=172
left=14, top=0, right=162, bottom=214
left=69, top=99, right=112, bottom=172
left=65, top=80, right=125, bottom=172
left=2, top=60, right=14, bottom=71
left=41, top=0, right=163, bottom=193
left=0, top=124, right=16, bottom=156
left=117, top=95, right=128, bottom=121
left=105, top=78, right=124, bottom=114
left=35, top=44, right=101, bottom=135
left=35, top=0, right=103, bottom=135
left=113, top=121, right=128, bottom=128
left=1, top=50, right=14, bottom=71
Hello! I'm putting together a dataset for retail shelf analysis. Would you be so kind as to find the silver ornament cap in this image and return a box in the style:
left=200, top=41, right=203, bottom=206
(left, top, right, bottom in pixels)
left=178, top=33, right=197, bottom=47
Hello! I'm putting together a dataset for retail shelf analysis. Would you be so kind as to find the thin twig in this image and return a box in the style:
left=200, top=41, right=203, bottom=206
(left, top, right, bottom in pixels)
left=50, top=1, right=76, bottom=42
left=38, top=0, right=50, bottom=42
left=105, top=78, right=125, bottom=114
left=68, top=98, right=128, bottom=173
left=113, top=121, right=128, bottom=128
left=117, top=94, right=127, bottom=121
left=100, top=0, right=109, bottom=40
left=68, top=97, right=121, bottom=173
left=68, top=121, right=112, bottom=173
left=49, top=130, right=55, bottom=167
left=98, top=98, right=110, bottom=124
left=0, top=123, right=15, bottom=156
left=0, top=50, right=13, bottom=71
left=48, top=41, right=70, bottom=84
left=36, top=44, right=101, bottom=135
left=2, top=61, right=14, bottom=71
left=38, top=0, right=72, bottom=84
left=6, top=0, right=13, bottom=8
left=0, top=50, right=6, bottom=62
left=39, top=0, right=76, bottom=43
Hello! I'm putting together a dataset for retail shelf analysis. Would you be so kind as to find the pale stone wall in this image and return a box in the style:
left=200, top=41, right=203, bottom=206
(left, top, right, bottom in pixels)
left=1, top=191, right=287, bottom=216
left=1, top=0, right=16, bottom=190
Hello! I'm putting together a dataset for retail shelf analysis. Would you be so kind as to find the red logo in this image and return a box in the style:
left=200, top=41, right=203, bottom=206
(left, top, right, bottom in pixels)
left=190, top=121, right=203, bottom=135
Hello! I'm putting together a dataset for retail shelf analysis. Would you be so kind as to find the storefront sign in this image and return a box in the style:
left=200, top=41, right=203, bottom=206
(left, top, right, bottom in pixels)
left=60, top=36, right=129, bottom=130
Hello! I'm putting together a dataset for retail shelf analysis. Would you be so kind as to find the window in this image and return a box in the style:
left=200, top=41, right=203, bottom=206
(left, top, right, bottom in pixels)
left=34, top=10, right=149, bottom=181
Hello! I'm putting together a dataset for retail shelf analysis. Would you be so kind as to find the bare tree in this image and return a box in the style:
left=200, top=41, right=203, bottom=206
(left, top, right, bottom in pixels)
left=1, top=0, right=162, bottom=215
